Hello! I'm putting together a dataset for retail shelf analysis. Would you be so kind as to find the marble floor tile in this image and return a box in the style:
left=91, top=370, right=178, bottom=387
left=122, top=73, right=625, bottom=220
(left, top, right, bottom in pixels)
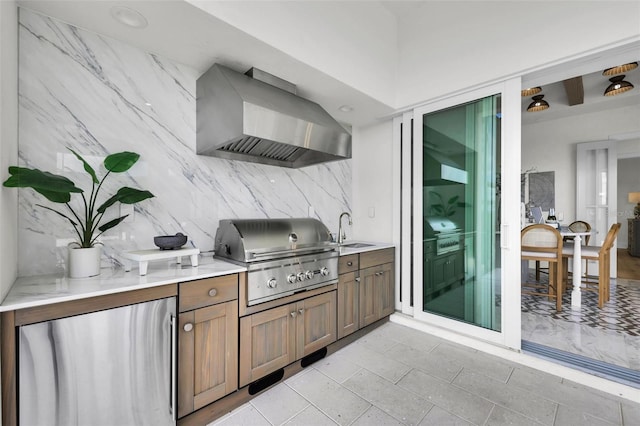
left=338, top=341, right=412, bottom=383
left=522, top=273, right=640, bottom=371
left=312, top=352, right=362, bottom=384
left=283, top=405, right=338, bottom=426
left=418, top=406, right=473, bottom=426
left=210, top=404, right=271, bottom=426
left=484, top=405, right=543, bottom=426
left=429, top=342, right=514, bottom=383
left=383, top=342, right=463, bottom=382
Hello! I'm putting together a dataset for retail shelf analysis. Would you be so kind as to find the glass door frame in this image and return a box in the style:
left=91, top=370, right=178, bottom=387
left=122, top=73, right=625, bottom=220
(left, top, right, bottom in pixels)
left=406, top=78, right=522, bottom=348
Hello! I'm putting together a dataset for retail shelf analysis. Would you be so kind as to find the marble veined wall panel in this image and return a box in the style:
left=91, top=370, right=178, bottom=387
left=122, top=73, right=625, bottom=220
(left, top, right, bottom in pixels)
left=17, top=9, right=351, bottom=276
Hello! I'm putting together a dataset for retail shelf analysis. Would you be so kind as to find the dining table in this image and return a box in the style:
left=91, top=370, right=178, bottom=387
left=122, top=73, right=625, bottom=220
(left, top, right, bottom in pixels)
left=558, top=226, right=592, bottom=309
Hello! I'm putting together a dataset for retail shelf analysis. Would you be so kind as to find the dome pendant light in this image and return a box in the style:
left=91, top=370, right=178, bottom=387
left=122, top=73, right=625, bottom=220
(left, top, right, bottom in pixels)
left=604, top=75, right=634, bottom=96
left=602, top=62, right=638, bottom=76
left=527, top=94, right=549, bottom=112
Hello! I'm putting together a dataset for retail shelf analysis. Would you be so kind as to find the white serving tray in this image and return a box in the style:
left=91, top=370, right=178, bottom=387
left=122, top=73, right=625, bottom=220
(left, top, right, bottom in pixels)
left=121, top=247, right=200, bottom=276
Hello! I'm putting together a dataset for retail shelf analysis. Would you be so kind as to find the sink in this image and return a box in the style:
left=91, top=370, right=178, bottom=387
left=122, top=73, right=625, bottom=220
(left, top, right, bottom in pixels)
left=340, top=242, right=374, bottom=248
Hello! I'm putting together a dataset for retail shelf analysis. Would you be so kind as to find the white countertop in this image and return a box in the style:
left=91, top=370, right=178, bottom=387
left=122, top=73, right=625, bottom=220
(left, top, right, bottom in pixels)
left=0, top=241, right=395, bottom=312
left=0, top=255, right=245, bottom=312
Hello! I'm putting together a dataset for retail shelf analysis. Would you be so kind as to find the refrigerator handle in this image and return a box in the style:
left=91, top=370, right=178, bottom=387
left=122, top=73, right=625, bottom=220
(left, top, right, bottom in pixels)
left=170, top=315, right=177, bottom=422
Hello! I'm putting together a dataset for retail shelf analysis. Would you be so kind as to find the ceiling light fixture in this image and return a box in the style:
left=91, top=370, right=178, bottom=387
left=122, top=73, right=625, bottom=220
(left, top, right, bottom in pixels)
left=526, top=95, right=549, bottom=112
left=521, top=87, right=542, bottom=97
left=602, top=62, right=638, bottom=76
left=604, top=75, right=634, bottom=96
left=110, top=6, right=148, bottom=29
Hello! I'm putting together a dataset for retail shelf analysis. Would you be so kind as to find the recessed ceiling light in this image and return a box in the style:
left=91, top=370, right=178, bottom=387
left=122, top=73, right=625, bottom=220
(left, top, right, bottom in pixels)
left=338, top=105, right=354, bottom=112
left=110, top=6, right=148, bottom=29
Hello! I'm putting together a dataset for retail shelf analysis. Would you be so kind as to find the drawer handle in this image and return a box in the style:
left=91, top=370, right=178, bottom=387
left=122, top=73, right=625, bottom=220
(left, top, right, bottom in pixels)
left=183, top=323, right=193, bottom=332
left=208, top=288, right=218, bottom=297
left=347, top=261, right=353, bottom=266
left=290, top=311, right=297, bottom=318
left=298, top=308, right=305, bottom=315
left=355, top=277, right=361, bottom=282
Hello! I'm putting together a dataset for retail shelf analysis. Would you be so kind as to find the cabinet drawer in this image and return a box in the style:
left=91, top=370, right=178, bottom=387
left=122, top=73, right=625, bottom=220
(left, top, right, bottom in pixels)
left=339, top=254, right=359, bottom=274
left=179, top=275, right=238, bottom=312
left=360, top=248, right=395, bottom=269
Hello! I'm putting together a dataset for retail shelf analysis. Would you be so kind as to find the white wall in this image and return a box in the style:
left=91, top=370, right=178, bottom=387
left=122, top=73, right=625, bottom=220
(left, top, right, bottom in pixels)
left=522, top=104, right=640, bottom=224
left=618, top=156, right=640, bottom=248
left=188, top=0, right=397, bottom=106
left=396, top=1, right=640, bottom=108
left=351, top=120, right=394, bottom=243
left=0, top=0, right=18, bottom=299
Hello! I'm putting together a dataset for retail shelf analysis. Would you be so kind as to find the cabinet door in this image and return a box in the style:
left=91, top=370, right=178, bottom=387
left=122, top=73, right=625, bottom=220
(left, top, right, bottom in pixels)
left=297, top=292, right=337, bottom=357
left=239, top=304, right=296, bottom=388
left=359, top=266, right=379, bottom=327
left=379, top=262, right=395, bottom=318
left=178, top=300, right=238, bottom=418
left=337, top=272, right=359, bottom=339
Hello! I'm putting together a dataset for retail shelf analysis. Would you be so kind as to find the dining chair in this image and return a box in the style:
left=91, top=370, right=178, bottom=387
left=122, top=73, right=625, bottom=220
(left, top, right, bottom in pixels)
left=522, top=224, right=564, bottom=312
left=534, top=220, right=591, bottom=280
left=563, top=220, right=592, bottom=245
left=562, top=223, right=621, bottom=308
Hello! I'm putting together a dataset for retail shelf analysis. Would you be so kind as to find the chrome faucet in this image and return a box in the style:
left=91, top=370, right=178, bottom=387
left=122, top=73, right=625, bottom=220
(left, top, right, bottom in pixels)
left=338, top=212, right=352, bottom=244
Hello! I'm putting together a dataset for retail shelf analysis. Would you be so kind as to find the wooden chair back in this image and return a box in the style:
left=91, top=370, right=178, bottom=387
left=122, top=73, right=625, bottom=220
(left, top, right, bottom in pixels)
left=567, top=220, right=591, bottom=245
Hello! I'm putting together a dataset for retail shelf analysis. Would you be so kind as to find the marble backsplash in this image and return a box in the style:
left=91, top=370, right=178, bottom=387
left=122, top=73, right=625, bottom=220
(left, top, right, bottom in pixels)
left=17, top=9, right=351, bottom=277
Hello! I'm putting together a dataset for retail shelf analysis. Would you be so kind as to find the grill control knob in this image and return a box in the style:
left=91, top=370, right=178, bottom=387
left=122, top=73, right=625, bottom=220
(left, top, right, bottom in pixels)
left=287, top=274, right=297, bottom=284
left=297, top=272, right=306, bottom=282
left=267, top=278, right=277, bottom=288
left=305, top=270, right=314, bottom=280
left=320, top=267, right=329, bottom=276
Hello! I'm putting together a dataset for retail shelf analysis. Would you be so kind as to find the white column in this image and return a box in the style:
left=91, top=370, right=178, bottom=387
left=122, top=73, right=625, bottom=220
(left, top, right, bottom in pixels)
left=571, top=236, right=582, bottom=309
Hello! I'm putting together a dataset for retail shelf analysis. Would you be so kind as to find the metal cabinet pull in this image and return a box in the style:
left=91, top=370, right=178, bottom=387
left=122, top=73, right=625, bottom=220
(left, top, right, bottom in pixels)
left=290, top=311, right=297, bottom=318
left=208, top=288, right=218, bottom=297
left=355, top=277, right=361, bottom=282
left=347, top=261, right=353, bottom=266
left=183, top=323, right=193, bottom=332
left=298, top=308, right=305, bottom=315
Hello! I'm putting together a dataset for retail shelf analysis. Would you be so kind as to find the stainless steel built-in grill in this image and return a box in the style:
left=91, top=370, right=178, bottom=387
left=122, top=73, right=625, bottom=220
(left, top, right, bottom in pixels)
left=424, top=217, right=461, bottom=255
left=214, top=218, right=338, bottom=306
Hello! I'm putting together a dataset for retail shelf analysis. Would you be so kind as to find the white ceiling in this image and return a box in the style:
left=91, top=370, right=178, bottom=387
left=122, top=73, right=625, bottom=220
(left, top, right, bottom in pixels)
left=16, top=0, right=640, bottom=127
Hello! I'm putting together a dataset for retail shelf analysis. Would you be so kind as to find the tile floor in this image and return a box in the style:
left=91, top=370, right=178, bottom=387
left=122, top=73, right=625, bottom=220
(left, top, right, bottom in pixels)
left=210, top=322, right=640, bottom=426
left=522, top=271, right=640, bottom=370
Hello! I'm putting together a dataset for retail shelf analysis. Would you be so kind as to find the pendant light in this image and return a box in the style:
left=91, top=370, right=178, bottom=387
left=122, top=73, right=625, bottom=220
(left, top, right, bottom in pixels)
left=604, top=75, right=634, bottom=96
left=526, top=95, right=549, bottom=112
left=602, top=62, right=638, bottom=76
left=521, top=87, right=542, bottom=97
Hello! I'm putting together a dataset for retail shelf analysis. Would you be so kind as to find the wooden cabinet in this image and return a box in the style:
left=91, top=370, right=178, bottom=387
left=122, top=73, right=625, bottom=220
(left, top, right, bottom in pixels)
left=431, top=250, right=464, bottom=293
left=239, top=291, right=336, bottom=387
left=178, top=275, right=239, bottom=418
left=337, top=271, right=359, bottom=339
left=629, top=218, right=640, bottom=257
left=338, top=248, right=395, bottom=337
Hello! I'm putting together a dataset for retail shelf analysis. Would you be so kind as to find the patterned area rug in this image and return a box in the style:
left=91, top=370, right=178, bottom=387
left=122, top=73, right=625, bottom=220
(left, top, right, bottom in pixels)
left=521, top=270, right=640, bottom=336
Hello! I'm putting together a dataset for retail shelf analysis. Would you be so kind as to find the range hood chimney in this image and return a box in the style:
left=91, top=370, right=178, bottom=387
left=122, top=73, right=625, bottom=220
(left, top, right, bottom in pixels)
left=196, top=64, right=352, bottom=168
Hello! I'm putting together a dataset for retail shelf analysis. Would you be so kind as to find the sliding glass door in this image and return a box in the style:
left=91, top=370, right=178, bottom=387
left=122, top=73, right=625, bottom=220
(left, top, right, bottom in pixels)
left=406, top=80, right=522, bottom=346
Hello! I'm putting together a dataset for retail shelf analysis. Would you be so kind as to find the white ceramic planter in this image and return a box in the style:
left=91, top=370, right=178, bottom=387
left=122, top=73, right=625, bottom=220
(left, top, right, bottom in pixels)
left=68, top=245, right=102, bottom=278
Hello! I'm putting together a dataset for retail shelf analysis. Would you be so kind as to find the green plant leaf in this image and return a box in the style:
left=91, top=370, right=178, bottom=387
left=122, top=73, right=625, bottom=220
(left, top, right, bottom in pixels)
left=3, top=167, right=83, bottom=203
left=68, top=148, right=99, bottom=184
left=447, top=195, right=459, bottom=205
left=104, top=152, right=140, bottom=173
left=96, top=187, right=154, bottom=213
left=98, top=216, right=127, bottom=233
left=36, top=204, right=78, bottom=226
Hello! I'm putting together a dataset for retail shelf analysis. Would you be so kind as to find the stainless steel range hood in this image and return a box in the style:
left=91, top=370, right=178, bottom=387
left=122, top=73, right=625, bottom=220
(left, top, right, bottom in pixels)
left=196, top=64, right=352, bottom=168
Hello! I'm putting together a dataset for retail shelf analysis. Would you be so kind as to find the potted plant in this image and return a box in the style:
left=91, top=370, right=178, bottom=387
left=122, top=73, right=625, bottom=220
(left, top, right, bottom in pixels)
left=3, top=148, right=154, bottom=278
